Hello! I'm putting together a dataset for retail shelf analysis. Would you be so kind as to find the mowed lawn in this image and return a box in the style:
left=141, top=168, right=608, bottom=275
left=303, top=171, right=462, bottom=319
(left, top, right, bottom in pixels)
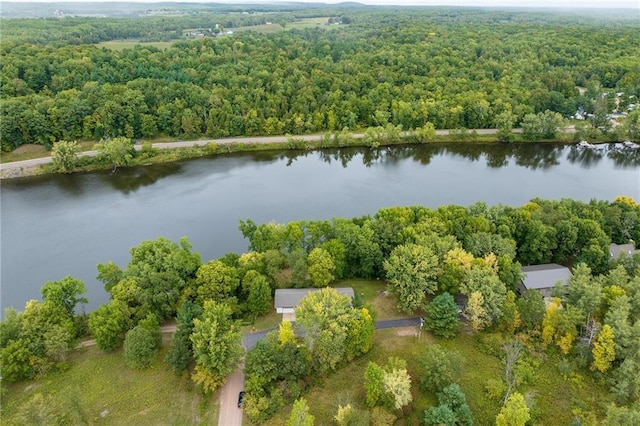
left=1, top=344, right=218, bottom=425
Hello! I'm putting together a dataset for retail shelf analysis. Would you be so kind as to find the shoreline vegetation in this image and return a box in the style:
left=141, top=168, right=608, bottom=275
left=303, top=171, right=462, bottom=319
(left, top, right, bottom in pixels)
left=0, top=125, right=604, bottom=180
left=2, top=198, right=639, bottom=424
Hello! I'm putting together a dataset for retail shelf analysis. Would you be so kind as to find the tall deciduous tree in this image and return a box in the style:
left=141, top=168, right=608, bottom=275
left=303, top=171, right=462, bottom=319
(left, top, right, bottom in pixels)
left=495, top=111, right=516, bottom=142
left=496, top=392, right=530, bottom=426
left=96, top=260, right=123, bottom=292
left=496, top=291, right=521, bottom=334
left=87, top=300, right=131, bottom=351
left=307, top=247, right=335, bottom=287
left=465, top=291, right=488, bottom=333
left=287, top=398, right=314, bottom=426
left=516, top=289, right=545, bottom=331
left=51, top=140, right=79, bottom=173
left=97, top=136, right=134, bottom=170
left=119, top=236, right=201, bottom=322
left=384, top=243, right=439, bottom=313
left=41, top=276, right=87, bottom=318
left=605, top=295, right=633, bottom=359
left=243, top=270, right=272, bottom=320
left=190, top=300, right=243, bottom=393
left=365, top=361, right=386, bottom=408
left=418, top=344, right=463, bottom=392
left=460, top=264, right=507, bottom=327
left=591, top=324, right=616, bottom=373
left=295, top=287, right=373, bottom=374
left=195, top=259, right=240, bottom=306
left=383, top=367, right=413, bottom=411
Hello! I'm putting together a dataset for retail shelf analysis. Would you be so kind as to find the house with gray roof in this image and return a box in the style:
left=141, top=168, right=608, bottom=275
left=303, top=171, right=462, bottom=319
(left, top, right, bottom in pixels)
left=610, top=242, right=640, bottom=260
left=518, top=264, right=572, bottom=298
left=274, top=287, right=355, bottom=321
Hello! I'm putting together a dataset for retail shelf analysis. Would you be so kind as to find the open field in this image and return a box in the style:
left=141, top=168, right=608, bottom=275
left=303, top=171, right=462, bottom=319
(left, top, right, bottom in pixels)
left=96, top=40, right=176, bottom=51
left=286, top=17, right=332, bottom=29
left=231, top=23, right=284, bottom=34
left=1, top=344, right=218, bottom=425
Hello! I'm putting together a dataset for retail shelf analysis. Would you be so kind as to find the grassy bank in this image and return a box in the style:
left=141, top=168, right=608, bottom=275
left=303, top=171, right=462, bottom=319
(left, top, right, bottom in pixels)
left=2, top=128, right=588, bottom=180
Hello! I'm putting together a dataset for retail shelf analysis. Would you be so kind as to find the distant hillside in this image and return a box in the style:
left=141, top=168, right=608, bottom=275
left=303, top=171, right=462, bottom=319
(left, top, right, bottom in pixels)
left=0, top=2, right=346, bottom=19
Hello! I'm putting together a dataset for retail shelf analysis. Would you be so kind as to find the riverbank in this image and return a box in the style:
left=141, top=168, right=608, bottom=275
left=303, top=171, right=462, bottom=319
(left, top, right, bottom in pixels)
left=0, top=127, right=582, bottom=180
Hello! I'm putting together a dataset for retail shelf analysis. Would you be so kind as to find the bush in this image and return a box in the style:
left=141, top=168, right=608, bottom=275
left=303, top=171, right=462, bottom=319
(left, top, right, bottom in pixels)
left=123, top=325, right=160, bottom=369
left=485, top=378, right=507, bottom=401
left=418, top=344, right=464, bottom=392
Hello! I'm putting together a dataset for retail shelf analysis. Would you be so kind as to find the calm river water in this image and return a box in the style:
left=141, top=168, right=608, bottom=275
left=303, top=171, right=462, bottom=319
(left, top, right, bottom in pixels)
left=1, top=143, right=639, bottom=314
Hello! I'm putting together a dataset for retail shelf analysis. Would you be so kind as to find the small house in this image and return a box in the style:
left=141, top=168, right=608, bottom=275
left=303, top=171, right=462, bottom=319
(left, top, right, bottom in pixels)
left=274, top=287, right=354, bottom=321
left=518, top=264, right=572, bottom=298
left=610, top=242, right=640, bottom=260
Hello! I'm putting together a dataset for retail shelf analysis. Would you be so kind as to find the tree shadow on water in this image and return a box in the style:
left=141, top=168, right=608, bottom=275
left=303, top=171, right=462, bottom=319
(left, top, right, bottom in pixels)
left=104, top=163, right=183, bottom=194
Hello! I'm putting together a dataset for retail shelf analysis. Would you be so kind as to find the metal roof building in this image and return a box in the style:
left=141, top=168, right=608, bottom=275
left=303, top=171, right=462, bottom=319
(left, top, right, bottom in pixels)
left=519, top=264, right=572, bottom=297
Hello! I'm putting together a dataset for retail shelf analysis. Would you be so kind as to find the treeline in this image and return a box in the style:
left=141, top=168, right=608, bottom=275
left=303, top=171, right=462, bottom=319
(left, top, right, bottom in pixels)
left=2, top=9, right=639, bottom=150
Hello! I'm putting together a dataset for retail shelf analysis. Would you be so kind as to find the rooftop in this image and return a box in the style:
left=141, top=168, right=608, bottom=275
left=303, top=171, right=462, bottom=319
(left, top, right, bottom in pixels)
left=274, top=287, right=355, bottom=309
left=521, top=263, right=572, bottom=290
left=610, top=242, right=639, bottom=259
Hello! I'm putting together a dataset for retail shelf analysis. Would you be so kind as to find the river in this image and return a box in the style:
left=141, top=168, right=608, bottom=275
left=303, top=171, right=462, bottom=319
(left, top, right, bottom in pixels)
left=1, top=143, right=638, bottom=314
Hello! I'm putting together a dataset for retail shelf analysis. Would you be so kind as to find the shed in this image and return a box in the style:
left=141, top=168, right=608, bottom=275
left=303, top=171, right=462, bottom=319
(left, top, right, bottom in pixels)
left=519, top=264, right=572, bottom=297
left=274, top=287, right=355, bottom=321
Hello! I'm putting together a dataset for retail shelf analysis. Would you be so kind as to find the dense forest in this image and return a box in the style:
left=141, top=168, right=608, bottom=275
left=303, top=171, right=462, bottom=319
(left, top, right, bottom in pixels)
left=2, top=198, right=640, bottom=424
left=2, top=7, right=639, bottom=151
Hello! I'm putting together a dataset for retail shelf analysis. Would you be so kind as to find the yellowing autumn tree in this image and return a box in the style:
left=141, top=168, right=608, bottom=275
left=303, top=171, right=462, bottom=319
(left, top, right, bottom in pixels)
left=496, top=392, right=530, bottom=426
left=465, top=291, right=488, bottom=332
left=542, top=297, right=561, bottom=347
left=592, top=324, right=616, bottom=373
left=278, top=320, right=296, bottom=346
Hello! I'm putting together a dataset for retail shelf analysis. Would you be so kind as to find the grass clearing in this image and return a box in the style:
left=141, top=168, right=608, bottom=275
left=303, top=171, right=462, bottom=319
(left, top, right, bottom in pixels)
left=231, top=24, right=284, bottom=34
left=1, top=345, right=218, bottom=425
left=1, top=144, right=50, bottom=163
left=244, top=310, right=280, bottom=333
left=287, top=17, right=331, bottom=29
left=232, top=17, right=333, bottom=34
left=340, top=278, right=404, bottom=320
left=96, top=40, right=175, bottom=51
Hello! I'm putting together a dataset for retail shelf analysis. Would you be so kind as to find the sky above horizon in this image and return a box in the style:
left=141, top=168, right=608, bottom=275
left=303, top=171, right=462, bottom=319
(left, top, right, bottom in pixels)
left=5, top=0, right=640, bottom=8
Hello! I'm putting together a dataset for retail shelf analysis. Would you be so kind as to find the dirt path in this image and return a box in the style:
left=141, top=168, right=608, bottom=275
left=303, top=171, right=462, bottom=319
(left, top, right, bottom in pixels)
left=217, top=365, right=245, bottom=426
left=75, top=324, right=177, bottom=349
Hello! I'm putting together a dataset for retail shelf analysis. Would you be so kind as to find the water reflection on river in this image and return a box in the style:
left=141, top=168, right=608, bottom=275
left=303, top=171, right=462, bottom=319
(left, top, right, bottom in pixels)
left=1, top=143, right=638, bottom=314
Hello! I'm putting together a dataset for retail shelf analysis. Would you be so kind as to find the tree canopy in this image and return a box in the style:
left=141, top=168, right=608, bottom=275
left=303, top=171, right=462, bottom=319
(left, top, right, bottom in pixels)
left=2, top=8, right=639, bottom=150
